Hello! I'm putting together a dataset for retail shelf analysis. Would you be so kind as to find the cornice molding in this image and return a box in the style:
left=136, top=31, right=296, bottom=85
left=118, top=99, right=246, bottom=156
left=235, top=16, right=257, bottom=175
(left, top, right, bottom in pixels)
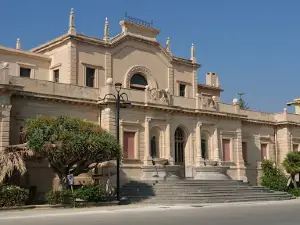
left=0, top=46, right=51, bottom=61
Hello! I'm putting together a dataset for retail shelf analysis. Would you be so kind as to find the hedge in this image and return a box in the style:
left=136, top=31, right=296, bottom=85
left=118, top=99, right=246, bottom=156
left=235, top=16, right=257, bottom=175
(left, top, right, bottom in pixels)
left=0, top=185, right=29, bottom=207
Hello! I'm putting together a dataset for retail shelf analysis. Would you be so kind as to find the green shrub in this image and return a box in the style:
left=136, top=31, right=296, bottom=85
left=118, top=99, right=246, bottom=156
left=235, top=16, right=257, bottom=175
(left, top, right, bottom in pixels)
left=45, top=189, right=74, bottom=205
left=288, top=188, right=300, bottom=196
left=0, top=185, right=29, bottom=207
left=261, top=159, right=288, bottom=192
left=74, top=185, right=109, bottom=202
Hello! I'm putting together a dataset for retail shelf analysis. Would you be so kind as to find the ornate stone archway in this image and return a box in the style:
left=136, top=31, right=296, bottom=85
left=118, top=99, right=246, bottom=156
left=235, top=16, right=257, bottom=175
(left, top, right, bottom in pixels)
left=174, top=126, right=189, bottom=165
left=124, top=65, right=158, bottom=90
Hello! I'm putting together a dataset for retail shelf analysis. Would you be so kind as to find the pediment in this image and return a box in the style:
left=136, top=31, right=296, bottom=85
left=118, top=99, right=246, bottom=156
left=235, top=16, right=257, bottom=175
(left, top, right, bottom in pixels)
left=111, top=36, right=172, bottom=68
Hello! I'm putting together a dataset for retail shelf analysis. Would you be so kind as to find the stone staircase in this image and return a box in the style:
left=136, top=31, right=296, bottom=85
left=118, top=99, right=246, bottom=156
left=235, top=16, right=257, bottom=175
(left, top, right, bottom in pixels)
left=120, top=179, right=295, bottom=204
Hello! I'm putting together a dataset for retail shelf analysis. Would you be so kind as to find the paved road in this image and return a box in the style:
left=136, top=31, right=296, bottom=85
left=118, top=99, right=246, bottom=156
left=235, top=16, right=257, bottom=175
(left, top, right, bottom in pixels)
left=1, top=200, right=300, bottom=225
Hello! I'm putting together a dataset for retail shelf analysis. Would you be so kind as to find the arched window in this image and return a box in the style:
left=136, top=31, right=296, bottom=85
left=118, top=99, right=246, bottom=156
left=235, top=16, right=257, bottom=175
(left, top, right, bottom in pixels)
left=130, top=73, right=148, bottom=90
left=174, top=127, right=185, bottom=164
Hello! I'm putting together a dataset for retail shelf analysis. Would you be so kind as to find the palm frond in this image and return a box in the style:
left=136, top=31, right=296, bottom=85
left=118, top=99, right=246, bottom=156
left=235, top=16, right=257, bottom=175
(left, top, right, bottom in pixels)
left=0, top=143, right=33, bottom=184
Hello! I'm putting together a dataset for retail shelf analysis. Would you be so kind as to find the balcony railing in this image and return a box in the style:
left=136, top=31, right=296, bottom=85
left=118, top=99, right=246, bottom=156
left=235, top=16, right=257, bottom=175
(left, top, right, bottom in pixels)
left=4, top=76, right=300, bottom=125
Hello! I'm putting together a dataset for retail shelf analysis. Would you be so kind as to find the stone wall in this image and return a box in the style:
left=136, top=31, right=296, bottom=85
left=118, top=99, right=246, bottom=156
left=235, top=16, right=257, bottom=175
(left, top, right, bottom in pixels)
left=10, top=97, right=100, bottom=194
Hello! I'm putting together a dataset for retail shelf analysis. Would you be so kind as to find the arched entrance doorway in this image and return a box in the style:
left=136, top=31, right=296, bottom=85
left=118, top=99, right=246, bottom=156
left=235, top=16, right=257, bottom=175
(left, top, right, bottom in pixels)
left=174, top=127, right=185, bottom=164
left=201, top=132, right=210, bottom=160
left=150, top=127, right=160, bottom=159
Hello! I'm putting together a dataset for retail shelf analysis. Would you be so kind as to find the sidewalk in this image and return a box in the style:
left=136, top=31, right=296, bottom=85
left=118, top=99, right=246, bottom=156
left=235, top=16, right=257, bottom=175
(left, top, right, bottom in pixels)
left=1, top=198, right=299, bottom=212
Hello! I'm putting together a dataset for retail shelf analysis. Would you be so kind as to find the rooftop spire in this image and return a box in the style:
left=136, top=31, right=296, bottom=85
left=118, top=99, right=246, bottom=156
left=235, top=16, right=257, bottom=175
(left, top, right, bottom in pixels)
left=68, top=8, right=76, bottom=35
left=104, top=17, right=110, bottom=42
left=16, top=38, right=21, bottom=50
left=166, top=37, right=171, bottom=54
left=191, top=43, right=196, bottom=63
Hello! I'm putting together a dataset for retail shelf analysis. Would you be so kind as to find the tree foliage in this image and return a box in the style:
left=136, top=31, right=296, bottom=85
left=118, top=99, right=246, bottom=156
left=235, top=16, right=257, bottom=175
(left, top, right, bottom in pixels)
left=24, top=116, right=121, bottom=187
left=238, top=93, right=250, bottom=110
left=283, top=152, right=300, bottom=189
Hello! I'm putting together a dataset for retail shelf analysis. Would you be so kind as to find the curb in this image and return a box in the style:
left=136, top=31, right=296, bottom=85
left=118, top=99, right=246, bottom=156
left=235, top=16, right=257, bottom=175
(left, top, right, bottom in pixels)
left=0, top=201, right=120, bottom=211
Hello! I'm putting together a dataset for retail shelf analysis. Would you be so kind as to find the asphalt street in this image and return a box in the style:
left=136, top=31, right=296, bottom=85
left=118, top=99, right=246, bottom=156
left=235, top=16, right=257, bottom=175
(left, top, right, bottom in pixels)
left=1, top=200, right=300, bottom=225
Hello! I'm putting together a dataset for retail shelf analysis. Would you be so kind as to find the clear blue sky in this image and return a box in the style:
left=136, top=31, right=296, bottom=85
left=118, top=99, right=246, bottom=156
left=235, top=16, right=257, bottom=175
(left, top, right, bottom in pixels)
left=1, top=0, right=299, bottom=113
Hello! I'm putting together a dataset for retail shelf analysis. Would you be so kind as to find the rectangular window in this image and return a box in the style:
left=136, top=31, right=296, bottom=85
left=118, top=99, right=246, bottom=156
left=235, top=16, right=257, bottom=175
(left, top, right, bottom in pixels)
left=53, top=69, right=59, bottom=82
left=179, top=84, right=186, bottom=97
left=123, top=132, right=135, bottom=159
left=222, top=139, right=231, bottom=161
left=261, top=143, right=267, bottom=160
left=20, top=67, right=31, bottom=78
left=242, top=142, right=248, bottom=163
left=293, top=144, right=299, bottom=152
left=85, top=67, right=95, bottom=87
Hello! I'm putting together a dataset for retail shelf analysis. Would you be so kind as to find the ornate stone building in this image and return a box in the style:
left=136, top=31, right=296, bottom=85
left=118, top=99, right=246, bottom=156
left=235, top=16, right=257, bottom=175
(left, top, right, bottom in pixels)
left=0, top=9, right=299, bottom=196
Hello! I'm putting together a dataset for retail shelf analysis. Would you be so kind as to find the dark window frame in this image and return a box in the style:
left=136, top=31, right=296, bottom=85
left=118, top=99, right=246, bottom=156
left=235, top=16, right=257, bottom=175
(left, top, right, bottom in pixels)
left=85, top=67, right=95, bottom=88
left=20, top=67, right=31, bottom=78
left=53, top=69, right=59, bottom=82
left=130, top=74, right=148, bottom=90
left=179, top=83, right=186, bottom=97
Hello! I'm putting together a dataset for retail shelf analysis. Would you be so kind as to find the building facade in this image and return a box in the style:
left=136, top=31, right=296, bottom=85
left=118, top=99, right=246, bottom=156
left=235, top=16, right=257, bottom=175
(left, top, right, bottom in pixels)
left=0, top=9, right=300, bottom=196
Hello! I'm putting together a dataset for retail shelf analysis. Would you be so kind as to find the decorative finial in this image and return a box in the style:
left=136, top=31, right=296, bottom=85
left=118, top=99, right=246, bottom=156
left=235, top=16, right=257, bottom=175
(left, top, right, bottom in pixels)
left=104, top=17, right=110, bottom=42
left=233, top=98, right=239, bottom=105
left=166, top=37, right=171, bottom=54
left=191, top=43, right=196, bottom=63
left=68, top=8, right=76, bottom=35
left=16, top=38, right=21, bottom=50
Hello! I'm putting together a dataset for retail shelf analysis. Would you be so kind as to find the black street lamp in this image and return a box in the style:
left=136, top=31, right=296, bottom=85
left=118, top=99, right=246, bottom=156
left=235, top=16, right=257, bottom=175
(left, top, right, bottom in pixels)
left=99, top=82, right=130, bottom=202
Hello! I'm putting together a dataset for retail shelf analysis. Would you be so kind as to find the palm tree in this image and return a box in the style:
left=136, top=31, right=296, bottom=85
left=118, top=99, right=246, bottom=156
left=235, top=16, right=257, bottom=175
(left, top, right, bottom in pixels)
left=0, top=143, right=32, bottom=184
left=283, top=152, right=300, bottom=189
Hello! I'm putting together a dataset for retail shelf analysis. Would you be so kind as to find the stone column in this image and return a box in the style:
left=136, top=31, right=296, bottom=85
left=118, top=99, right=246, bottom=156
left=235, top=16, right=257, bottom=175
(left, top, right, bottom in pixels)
left=213, top=126, right=220, bottom=162
left=195, top=121, right=202, bottom=166
left=165, top=116, right=174, bottom=165
left=236, top=128, right=245, bottom=180
left=144, top=117, right=152, bottom=165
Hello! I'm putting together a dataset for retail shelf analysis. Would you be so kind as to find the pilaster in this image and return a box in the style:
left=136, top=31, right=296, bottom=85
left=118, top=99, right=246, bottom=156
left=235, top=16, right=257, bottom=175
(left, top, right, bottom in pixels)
left=0, top=95, right=12, bottom=150
left=105, top=52, right=112, bottom=80
left=167, top=67, right=174, bottom=95
left=101, top=106, right=116, bottom=136
left=68, top=40, right=77, bottom=85
left=192, top=69, right=198, bottom=98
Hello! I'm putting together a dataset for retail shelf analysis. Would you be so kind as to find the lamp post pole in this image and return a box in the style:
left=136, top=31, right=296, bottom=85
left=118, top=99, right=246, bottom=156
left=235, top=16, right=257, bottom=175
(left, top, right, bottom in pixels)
left=98, top=82, right=130, bottom=202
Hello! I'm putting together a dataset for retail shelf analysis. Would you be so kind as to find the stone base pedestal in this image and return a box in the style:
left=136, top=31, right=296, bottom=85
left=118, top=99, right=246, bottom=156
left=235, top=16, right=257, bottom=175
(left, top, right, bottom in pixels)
left=194, top=166, right=231, bottom=180
left=141, top=165, right=181, bottom=180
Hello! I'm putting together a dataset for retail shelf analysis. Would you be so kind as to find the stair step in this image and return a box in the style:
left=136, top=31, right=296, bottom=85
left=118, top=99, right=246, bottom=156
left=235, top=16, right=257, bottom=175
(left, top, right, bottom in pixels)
left=121, top=179, right=293, bottom=204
